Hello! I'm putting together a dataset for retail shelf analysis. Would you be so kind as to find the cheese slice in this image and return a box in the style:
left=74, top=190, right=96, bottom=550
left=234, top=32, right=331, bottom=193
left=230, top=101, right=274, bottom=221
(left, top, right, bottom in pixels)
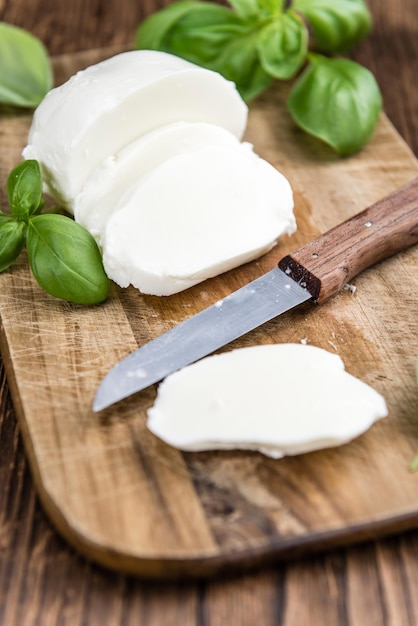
left=23, top=50, right=248, bottom=208
left=147, top=344, right=388, bottom=458
left=101, top=142, right=296, bottom=295
left=74, top=121, right=243, bottom=244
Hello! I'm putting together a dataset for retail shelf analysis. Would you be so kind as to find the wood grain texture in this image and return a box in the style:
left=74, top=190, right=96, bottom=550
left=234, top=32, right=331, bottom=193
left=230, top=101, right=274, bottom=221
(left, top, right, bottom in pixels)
left=1, top=0, right=418, bottom=623
left=1, top=45, right=418, bottom=579
left=279, top=178, right=418, bottom=302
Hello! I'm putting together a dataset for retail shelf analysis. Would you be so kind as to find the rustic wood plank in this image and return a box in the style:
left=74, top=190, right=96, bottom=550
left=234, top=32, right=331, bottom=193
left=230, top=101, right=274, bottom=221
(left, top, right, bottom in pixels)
left=1, top=0, right=418, bottom=623
left=0, top=0, right=169, bottom=55
left=351, top=0, right=418, bottom=156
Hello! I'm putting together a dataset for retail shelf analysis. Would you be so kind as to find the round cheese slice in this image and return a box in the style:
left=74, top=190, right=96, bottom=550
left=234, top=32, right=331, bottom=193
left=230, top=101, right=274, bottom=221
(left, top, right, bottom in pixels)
left=101, top=143, right=296, bottom=296
left=147, top=344, right=388, bottom=458
left=74, top=122, right=243, bottom=244
left=23, top=50, right=248, bottom=208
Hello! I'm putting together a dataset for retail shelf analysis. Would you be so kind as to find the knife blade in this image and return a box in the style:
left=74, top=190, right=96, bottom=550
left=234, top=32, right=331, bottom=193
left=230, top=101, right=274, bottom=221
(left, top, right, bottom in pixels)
left=93, top=178, right=418, bottom=412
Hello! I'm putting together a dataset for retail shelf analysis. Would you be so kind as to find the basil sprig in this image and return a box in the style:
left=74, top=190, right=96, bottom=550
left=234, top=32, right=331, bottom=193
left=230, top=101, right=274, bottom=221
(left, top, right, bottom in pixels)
left=1, top=161, right=109, bottom=305
left=0, top=22, right=53, bottom=108
left=135, top=0, right=382, bottom=155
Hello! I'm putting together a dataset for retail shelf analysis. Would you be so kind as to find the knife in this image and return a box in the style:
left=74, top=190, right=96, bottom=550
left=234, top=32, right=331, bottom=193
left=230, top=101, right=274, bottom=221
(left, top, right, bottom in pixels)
left=93, top=178, right=418, bottom=412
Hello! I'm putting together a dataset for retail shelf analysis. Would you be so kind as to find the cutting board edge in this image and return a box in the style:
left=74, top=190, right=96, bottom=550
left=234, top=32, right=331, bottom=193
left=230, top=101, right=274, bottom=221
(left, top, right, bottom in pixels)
left=3, top=315, right=418, bottom=580
left=22, top=464, right=418, bottom=580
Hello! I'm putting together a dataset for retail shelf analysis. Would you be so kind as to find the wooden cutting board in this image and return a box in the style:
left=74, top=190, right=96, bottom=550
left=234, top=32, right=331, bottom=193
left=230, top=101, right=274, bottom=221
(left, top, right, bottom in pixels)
left=1, top=48, right=418, bottom=580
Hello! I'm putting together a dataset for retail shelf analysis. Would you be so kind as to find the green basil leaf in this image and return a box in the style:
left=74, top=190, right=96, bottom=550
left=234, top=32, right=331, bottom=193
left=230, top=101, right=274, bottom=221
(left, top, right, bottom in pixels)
left=26, top=214, right=109, bottom=305
left=0, top=22, right=53, bottom=108
left=136, top=1, right=272, bottom=100
left=157, top=2, right=247, bottom=64
left=135, top=1, right=200, bottom=49
left=288, top=54, right=382, bottom=155
left=0, top=217, right=26, bottom=272
left=136, top=3, right=240, bottom=68
left=292, top=0, right=372, bottom=53
left=257, top=10, right=308, bottom=79
left=227, top=0, right=284, bottom=20
left=6, top=160, right=43, bottom=219
left=209, top=34, right=274, bottom=100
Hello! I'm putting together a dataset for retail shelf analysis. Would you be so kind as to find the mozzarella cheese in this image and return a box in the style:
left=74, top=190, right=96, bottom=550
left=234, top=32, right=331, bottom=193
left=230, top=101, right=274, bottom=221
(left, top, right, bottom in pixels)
left=23, top=50, right=248, bottom=208
left=147, top=344, right=388, bottom=458
left=74, top=121, right=243, bottom=244
left=101, top=141, right=295, bottom=295
left=23, top=49, right=297, bottom=297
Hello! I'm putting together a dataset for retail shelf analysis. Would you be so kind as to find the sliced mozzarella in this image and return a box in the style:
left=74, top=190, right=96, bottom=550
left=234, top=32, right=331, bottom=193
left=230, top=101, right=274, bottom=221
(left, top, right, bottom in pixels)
left=101, top=143, right=296, bottom=296
left=74, top=122, right=243, bottom=244
left=147, top=344, right=388, bottom=458
left=23, top=50, right=248, bottom=208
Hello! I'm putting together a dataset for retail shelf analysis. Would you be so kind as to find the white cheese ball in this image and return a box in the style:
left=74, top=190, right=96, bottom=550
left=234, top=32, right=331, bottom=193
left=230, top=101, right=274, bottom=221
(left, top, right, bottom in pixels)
left=23, top=50, right=248, bottom=208
left=147, top=344, right=388, bottom=458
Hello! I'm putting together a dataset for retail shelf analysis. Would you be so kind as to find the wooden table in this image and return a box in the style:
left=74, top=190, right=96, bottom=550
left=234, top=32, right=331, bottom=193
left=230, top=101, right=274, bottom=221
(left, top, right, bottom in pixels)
left=1, top=0, right=418, bottom=623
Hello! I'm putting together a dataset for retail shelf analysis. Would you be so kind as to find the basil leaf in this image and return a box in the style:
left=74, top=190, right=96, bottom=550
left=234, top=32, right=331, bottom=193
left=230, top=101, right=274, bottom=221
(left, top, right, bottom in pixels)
left=26, top=214, right=109, bottom=305
left=152, top=2, right=246, bottom=65
left=292, top=0, right=372, bottom=53
left=228, top=0, right=284, bottom=20
left=0, top=22, right=53, bottom=108
left=0, top=217, right=26, bottom=272
left=257, top=10, right=308, bottom=79
left=7, top=160, right=43, bottom=219
left=136, top=1, right=272, bottom=100
left=288, top=54, right=382, bottom=155
left=211, top=36, right=274, bottom=101
left=135, top=1, right=200, bottom=49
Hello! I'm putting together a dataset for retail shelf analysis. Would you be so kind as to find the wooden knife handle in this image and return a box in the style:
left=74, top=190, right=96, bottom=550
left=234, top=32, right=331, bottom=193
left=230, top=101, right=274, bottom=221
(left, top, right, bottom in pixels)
left=278, top=178, right=418, bottom=304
